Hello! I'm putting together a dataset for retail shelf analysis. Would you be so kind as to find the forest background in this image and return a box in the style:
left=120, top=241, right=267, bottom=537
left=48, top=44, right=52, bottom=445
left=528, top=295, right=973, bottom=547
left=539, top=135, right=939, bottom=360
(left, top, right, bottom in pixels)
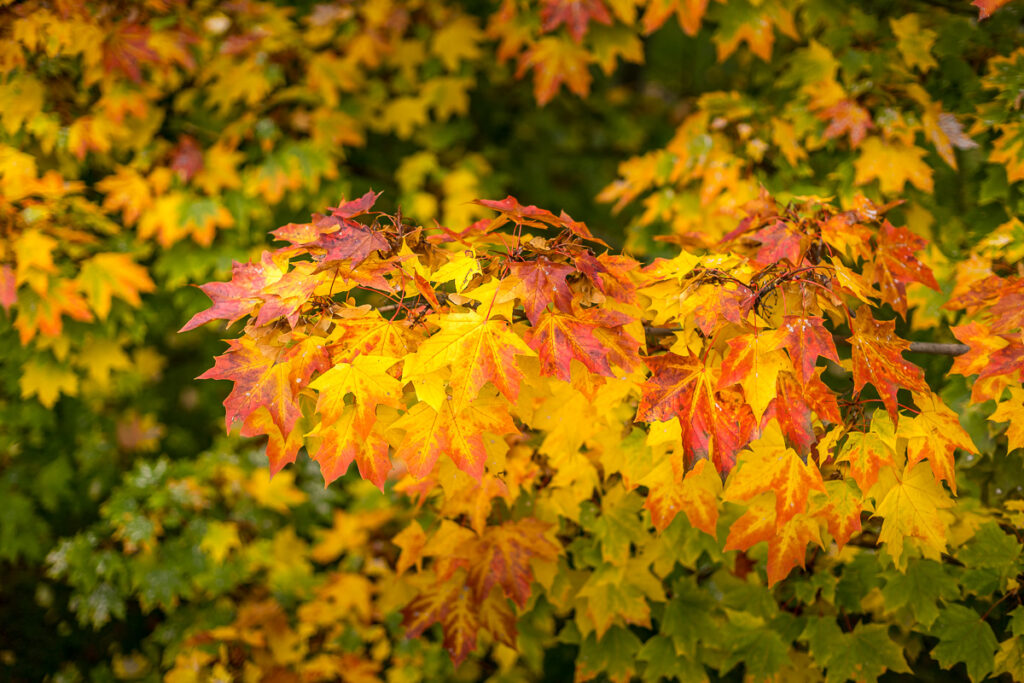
left=4, top=0, right=1024, bottom=681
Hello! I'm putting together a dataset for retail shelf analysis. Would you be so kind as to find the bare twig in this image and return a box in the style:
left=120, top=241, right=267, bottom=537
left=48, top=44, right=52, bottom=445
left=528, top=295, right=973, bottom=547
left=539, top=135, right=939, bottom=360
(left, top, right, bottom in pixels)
left=907, top=341, right=969, bottom=356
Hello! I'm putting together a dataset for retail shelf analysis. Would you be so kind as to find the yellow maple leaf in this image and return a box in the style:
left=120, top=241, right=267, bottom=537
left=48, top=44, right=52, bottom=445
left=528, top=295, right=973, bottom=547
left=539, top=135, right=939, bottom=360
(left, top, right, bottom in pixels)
left=854, top=137, right=934, bottom=195
left=989, top=386, right=1024, bottom=453
left=890, top=14, right=937, bottom=73
left=430, top=15, right=483, bottom=72
left=76, top=252, right=155, bottom=319
left=20, top=359, right=79, bottom=407
left=517, top=36, right=593, bottom=105
left=875, top=463, right=953, bottom=569
left=200, top=521, right=241, bottom=563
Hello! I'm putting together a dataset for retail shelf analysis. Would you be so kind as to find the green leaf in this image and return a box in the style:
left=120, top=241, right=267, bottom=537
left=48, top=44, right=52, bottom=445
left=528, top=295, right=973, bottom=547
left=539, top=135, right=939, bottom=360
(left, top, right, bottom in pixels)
left=639, top=634, right=707, bottom=683
left=802, top=618, right=911, bottom=683
left=930, top=604, right=998, bottom=682
left=661, top=577, right=716, bottom=656
left=993, top=635, right=1024, bottom=681
left=958, top=522, right=1022, bottom=586
left=577, top=626, right=643, bottom=683
left=718, top=610, right=788, bottom=680
left=880, top=559, right=960, bottom=627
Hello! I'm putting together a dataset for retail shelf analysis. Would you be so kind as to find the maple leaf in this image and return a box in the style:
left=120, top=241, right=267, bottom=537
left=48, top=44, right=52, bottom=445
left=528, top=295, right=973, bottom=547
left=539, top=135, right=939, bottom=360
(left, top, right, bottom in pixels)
left=575, top=252, right=636, bottom=303
left=307, top=405, right=393, bottom=488
left=768, top=370, right=841, bottom=453
left=540, top=0, right=613, bottom=43
left=402, top=310, right=535, bottom=409
left=849, top=308, right=927, bottom=422
left=525, top=305, right=641, bottom=381
left=471, top=195, right=563, bottom=230
left=390, top=395, right=517, bottom=479
left=853, top=137, right=934, bottom=195
left=179, top=254, right=282, bottom=332
left=875, top=463, right=953, bottom=569
left=838, top=412, right=898, bottom=494
left=724, top=427, right=826, bottom=525
left=723, top=495, right=776, bottom=554
left=199, top=336, right=328, bottom=474
left=516, top=36, right=593, bottom=105
left=402, top=571, right=481, bottom=667
left=897, top=392, right=974, bottom=494
left=718, top=330, right=788, bottom=421
left=644, top=458, right=721, bottom=534
left=815, top=479, right=863, bottom=550
left=890, top=15, right=937, bottom=73
left=76, top=253, right=155, bottom=320
left=779, top=315, right=840, bottom=381
left=973, top=0, right=1013, bottom=19
left=308, top=355, right=404, bottom=438
left=989, top=386, right=1024, bottom=453
left=820, top=99, right=874, bottom=148
left=766, top=513, right=822, bottom=586
left=509, top=258, right=576, bottom=324
left=637, top=352, right=755, bottom=469
left=102, top=22, right=160, bottom=83
left=641, top=0, right=710, bottom=36
left=868, top=221, right=939, bottom=316
left=467, top=518, right=559, bottom=607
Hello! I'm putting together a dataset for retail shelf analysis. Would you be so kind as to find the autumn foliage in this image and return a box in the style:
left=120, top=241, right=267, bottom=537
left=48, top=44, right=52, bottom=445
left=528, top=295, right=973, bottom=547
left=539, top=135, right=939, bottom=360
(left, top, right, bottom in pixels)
left=5, top=0, right=1024, bottom=682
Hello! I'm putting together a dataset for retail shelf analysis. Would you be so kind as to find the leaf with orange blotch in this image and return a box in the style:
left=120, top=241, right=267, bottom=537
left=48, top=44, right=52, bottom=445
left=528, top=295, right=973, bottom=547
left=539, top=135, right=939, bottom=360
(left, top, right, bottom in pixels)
left=644, top=458, right=721, bottom=535
left=853, top=137, right=934, bottom=195
left=309, top=355, right=404, bottom=438
left=327, top=310, right=416, bottom=362
left=768, top=370, right=841, bottom=453
left=199, top=336, right=329, bottom=475
left=541, top=0, right=612, bottom=42
left=690, top=284, right=744, bottom=335
left=472, top=195, right=563, bottom=230
left=402, top=571, right=480, bottom=667
left=718, top=330, right=788, bottom=422
left=307, top=405, right=393, bottom=488
left=96, top=166, right=152, bottom=225
left=766, top=513, right=822, bottom=586
left=875, top=463, right=953, bottom=569
left=723, top=495, right=776, bottom=553
left=897, top=392, right=974, bottom=494
left=815, top=479, right=863, bottom=551
left=820, top=99, right=874, bottom=148
left=403, top=310, right=535, bottom=409
left=869, top=221, right=939, bottom=316
left=76, top=253, right=156, bottom=320
left=950, top=322, right=1009, bottom=378
left=179, top=253, right=282, bottom=332
left=575, top=252, right=636, bottom=303
left=526, top=305, right=641, bottom=381
left=637, top=352, right=755, bottom=470
left=724, top=426, right=826, bottom=525
left=973, top=0, right=1013, bottom=19
left=14, top=280, right=94, bottom=345
left=641, top=0, right=709, bottom=36
left=989, top=387, right=1024, bottom=453
left=468, top=518, right=559, bottom=607
left=390, top=395, right=517, bottom=479
left=516, top=36, right=593, bottom=105
left=838, top=411, right=897, bottom=494
left=252, top=262, right=320, bottom=328
left=779, top=316, right=841, bottom=384
left=509, top=258, right=576, bottom=324
left=849, top=308, right=927, bottom=423
left=240, top=407, right=306, bottom=476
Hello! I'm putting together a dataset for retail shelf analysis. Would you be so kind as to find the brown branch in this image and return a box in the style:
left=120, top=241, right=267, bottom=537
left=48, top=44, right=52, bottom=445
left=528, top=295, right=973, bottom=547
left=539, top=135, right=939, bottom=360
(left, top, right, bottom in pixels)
left=644, top=325, right=970, bottom=356
left=907, top=341, right=969, bottom=356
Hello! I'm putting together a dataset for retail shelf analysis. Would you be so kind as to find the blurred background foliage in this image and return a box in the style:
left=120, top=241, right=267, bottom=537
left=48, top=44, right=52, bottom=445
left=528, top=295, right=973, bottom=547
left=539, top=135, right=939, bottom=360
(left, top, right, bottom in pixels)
left=2, top=0, right=1024, bottom=681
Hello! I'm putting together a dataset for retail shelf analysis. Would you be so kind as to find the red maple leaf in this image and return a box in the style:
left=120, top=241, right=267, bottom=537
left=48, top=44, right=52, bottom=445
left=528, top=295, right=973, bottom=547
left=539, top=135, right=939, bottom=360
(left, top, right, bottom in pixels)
left=820, top=99, right=874, bottom=148
left=779, top=315, right=841, bottom=383
left=472, top=195, right=564, bottom=230
left=849, top=308, right=927, bottom=422
left=525, top=306, right=641, bottom=381
left=540, top=0, right=613, bottom=42
left=102, top=23, right=160, bottom=83
left=510, top=257, right=576, bottom=324
left=179, top=253, right=281, bottom=332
